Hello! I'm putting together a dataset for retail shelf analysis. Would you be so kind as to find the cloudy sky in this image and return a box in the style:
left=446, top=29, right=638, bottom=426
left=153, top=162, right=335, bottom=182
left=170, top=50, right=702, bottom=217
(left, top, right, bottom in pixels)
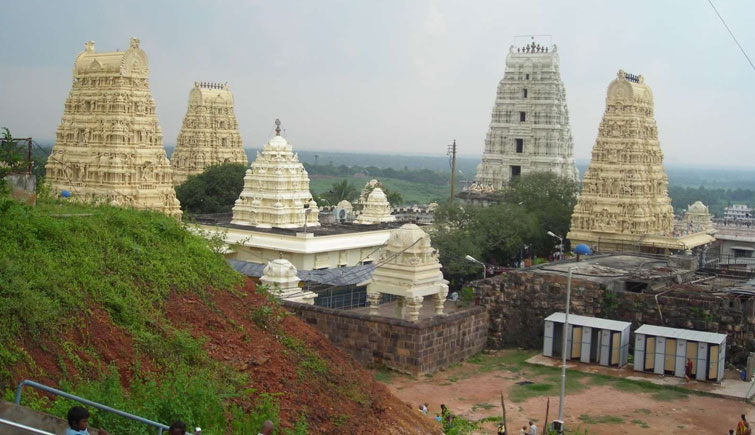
left=1, top=0, right=753, bottom=167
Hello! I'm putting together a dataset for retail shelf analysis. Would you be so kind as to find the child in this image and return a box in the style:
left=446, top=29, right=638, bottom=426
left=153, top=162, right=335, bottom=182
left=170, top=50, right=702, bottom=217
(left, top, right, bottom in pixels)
left=66, top=406, right=108, bottom=435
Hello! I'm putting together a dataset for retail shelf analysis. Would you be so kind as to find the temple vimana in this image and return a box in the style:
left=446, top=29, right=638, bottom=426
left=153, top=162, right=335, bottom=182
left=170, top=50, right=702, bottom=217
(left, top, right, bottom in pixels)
left=472, top=41, right=578, bottom=192
left=45, top=38, right=182, bottom=217
left=231, top=120, right=319, bottom=229
left=170, top=81, right=247, bottom=184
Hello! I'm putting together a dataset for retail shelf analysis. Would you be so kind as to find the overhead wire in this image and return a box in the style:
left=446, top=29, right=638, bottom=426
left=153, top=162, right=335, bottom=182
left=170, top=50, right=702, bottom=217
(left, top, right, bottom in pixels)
left=707, top=0, right=755, bottom=73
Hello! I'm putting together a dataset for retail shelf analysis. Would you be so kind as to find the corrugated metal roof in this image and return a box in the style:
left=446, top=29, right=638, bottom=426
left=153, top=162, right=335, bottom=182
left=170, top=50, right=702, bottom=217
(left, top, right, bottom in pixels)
left=635, top=324, right=726, bottom=344
left=227, top=259, right=375, bottom=287
left=544, top=312, right=631, bottom=331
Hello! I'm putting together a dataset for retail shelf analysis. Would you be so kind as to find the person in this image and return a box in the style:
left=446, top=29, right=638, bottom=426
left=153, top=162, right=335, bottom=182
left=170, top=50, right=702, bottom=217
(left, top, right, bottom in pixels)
left=259, top=420, right=275, bottom=435
left=496, top=421, right=506, bottom=434
left=66, top=406, right=108, bottom=435
left=736, top=414, right=751, bottom=435
left=685, top=358, right=694, bottom=383
left=529, top=420, right=538, bottom=435
left=168, top=421, right=186, bottom=435
left=419, top=403, right=428, bottom=414
left=434, top=414, right=442, bottom=423
left=520, top=425, right=528, bottom=435
left=440, top=404, right=452, bottom=423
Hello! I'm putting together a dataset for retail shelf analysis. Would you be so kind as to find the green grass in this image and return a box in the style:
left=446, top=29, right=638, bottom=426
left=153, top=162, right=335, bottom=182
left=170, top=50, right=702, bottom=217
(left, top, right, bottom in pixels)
left=578, top=414, right=625, bottom=425
left=0, top=197, right=319, bottom=433
left=631, top=419, right=650, bottom=429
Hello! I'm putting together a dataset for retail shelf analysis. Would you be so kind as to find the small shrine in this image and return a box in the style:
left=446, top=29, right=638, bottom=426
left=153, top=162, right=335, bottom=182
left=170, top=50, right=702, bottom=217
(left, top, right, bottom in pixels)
left=682, top=201, right=715, bottom=235
left=364, top=224, right=448, bottom=322
left=170, top=81, right=248, bottom=185
left=260, top=259, right=316, bottom=304
left=356, top=187, right=396, bottom=224
left=231, top=120, right=320, bottom=228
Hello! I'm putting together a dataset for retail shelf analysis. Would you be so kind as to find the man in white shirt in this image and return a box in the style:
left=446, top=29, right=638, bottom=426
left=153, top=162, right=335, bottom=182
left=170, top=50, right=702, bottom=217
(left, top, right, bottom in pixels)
left=529, top=421, right=538, bottom=435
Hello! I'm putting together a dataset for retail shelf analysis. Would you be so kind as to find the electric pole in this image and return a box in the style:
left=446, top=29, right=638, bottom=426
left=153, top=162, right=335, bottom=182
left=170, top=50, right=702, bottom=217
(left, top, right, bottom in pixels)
left=448, top=139, right=457, bottom=201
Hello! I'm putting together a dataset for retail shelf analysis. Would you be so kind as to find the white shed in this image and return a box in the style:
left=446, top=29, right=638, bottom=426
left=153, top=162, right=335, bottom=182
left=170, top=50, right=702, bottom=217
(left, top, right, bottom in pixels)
left=634, top=325, right=726, bottom=382
left=543, top=312, right=631, bottom=367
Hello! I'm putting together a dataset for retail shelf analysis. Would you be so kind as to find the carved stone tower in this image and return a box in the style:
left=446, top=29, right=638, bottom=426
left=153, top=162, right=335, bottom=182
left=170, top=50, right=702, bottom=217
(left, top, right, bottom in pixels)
left=567, top=70, right=674, bottom=251
left=170, top=82, right=247, bottom=185
left=45, top=38, right=182, bottom=217
left=231, top=120, right=319, bottom=228
left=474, top=41, right=578, bottom=191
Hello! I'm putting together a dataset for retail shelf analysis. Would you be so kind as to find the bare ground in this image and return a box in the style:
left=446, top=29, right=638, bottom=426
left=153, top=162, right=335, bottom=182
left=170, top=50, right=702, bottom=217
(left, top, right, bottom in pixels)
left=381, top=350, right=755, bottom=434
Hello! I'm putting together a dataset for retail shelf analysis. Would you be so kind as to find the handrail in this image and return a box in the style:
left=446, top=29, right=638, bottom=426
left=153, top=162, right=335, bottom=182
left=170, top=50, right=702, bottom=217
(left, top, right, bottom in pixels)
left=0, top=417, right=55, bottom=435
left=15, top=380, right=169, bottom=434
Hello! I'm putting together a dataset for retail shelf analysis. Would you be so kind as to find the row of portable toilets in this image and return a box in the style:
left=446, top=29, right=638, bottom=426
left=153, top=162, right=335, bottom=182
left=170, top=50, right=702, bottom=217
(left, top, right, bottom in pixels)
left=542, top=312, right=727, bottom=382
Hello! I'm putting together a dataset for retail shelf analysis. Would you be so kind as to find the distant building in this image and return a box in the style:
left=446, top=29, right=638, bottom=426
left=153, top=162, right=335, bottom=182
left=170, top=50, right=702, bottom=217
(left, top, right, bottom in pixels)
left=473, top=41, right=578, bottom=191
left=170, top=82, right=247, bottom=185
left=567, top=70, right=712, bottom=254
left=724, top=204, right=752, bottom=221
left=45, top=38, right=181, bottom=217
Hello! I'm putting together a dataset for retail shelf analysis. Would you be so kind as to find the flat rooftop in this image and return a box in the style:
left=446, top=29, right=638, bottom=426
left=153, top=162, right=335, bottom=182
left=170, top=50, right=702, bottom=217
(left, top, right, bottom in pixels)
left=188, top=212, right=412, bottom=236
left=528, top=254, right=681, bottom=283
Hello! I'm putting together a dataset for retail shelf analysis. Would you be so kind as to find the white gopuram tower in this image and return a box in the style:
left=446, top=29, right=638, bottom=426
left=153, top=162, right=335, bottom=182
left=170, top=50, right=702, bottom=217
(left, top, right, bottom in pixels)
left=356, top=187, right=396, bottom=225
left=231, top=120, right=319, bottom=229
left=474, top=41, right=578, bottom=190
left=260, top=259, right=316, bottom=304
left=45, top=38, right=182, bottom=217
left=170, top=82, right=247, bottom=185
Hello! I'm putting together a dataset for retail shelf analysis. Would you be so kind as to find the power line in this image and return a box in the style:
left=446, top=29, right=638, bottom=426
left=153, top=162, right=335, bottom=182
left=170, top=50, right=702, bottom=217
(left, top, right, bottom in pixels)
left=707, top=0, right=755, bottom=72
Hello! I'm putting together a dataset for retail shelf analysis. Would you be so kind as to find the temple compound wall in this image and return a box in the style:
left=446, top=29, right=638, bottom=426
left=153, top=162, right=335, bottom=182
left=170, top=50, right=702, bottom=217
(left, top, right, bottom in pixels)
left=474, top=269, right=755, bottom=365
left=473, top=41, right=578, bottom=192
left=45, top=38, right=181, bottom=217
left=170, top=81, right=247, bottom=185
left=282, top=301, right=488, bottom=375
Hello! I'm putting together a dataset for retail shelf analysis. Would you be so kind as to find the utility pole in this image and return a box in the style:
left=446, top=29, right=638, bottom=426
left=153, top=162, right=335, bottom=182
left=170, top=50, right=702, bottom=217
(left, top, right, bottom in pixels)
left=448, top=139, right=457, bottom=201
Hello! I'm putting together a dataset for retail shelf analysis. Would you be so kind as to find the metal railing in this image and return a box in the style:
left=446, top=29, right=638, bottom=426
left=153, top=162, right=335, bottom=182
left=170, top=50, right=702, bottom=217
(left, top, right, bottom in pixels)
left=0, top=418, right=54, bottom=435
left=15, top=380, right=169, bottom=434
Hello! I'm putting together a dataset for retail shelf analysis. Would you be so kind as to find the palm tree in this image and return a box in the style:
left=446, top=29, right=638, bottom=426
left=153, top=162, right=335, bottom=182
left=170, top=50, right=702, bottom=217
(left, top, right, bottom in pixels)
left=325, top=179, right=358, bottom=204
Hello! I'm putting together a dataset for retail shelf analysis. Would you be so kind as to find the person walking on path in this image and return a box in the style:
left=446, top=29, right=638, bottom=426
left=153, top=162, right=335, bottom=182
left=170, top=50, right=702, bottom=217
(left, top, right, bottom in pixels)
left=736, top=414, right=751, bottom=435
left=685, top=358, right=694, bottom=383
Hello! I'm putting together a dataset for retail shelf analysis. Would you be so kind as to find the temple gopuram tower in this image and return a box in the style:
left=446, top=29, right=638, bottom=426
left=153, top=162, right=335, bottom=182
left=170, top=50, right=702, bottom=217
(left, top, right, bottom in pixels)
left=567, top=70, right=676, bottom=252
left=170, top=82, right=247, bottom=185
left=45, top=38, right=181, bottom=217
left=231, top=120, right=319, bottom=228
left=473, top=41, right=578, bottom=191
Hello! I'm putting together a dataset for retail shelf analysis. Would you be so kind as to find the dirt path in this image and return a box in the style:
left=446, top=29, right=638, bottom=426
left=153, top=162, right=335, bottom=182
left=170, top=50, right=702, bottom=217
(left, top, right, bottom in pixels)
left=381, top=350, right=755, bottom=434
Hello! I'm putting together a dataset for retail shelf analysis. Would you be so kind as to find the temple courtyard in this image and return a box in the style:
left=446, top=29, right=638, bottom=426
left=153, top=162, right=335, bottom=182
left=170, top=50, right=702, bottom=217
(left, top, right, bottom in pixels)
left=378, top=349, right=754, bottom=434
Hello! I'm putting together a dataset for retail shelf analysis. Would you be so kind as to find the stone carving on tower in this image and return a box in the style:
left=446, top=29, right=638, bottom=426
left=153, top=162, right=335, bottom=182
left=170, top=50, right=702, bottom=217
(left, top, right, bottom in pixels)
left=364, top=224, right=449, bottom=322
left=170, top=82, right=247, bottom=185
left=473, top=41, right=578, bottom=191
left=231, top=120, right=319, bottom=228
left=356, top=187, right=396, bottom=224
left=567, top=70, right=674, bottom=251
left=45, top=38, right=181, bottom=217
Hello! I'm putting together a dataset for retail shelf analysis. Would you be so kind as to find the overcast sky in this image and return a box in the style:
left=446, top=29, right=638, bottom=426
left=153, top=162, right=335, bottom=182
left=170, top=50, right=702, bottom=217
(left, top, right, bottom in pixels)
left=1, top=0, right=753, bottom=167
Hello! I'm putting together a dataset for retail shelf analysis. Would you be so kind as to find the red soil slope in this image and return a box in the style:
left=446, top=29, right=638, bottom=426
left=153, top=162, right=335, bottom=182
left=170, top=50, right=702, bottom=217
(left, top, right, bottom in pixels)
left=9, top=279, right=441, bottom=434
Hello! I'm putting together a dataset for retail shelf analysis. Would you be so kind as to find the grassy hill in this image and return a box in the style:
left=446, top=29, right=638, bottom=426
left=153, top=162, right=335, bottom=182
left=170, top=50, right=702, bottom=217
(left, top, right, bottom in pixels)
left=0, top=198, right=440, bottom=434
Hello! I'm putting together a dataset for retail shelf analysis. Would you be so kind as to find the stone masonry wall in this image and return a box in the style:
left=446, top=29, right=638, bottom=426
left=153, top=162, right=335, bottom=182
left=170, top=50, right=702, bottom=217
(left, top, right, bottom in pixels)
left=282, top=301, right=489, bottom=375
left=475, top=271, right=755, bottom=365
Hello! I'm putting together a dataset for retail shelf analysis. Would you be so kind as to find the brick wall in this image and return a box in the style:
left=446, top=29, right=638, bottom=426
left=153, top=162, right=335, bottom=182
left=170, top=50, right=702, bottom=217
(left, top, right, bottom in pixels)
left=474, top=270, right=755, bottom=364
left=282, top=301, right=489, bottom=375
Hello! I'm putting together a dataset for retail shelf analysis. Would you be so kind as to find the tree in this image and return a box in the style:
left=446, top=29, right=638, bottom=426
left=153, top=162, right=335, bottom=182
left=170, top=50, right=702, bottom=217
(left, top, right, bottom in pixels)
left=502, top=171, right=579, bottom=256
left=323, top=179, right=358, bottom=205
left=0, top=127, right=26, bottom=193
left=432, top=200, right=537, bottom=285
left=175, top=163, right=247, bottom=214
